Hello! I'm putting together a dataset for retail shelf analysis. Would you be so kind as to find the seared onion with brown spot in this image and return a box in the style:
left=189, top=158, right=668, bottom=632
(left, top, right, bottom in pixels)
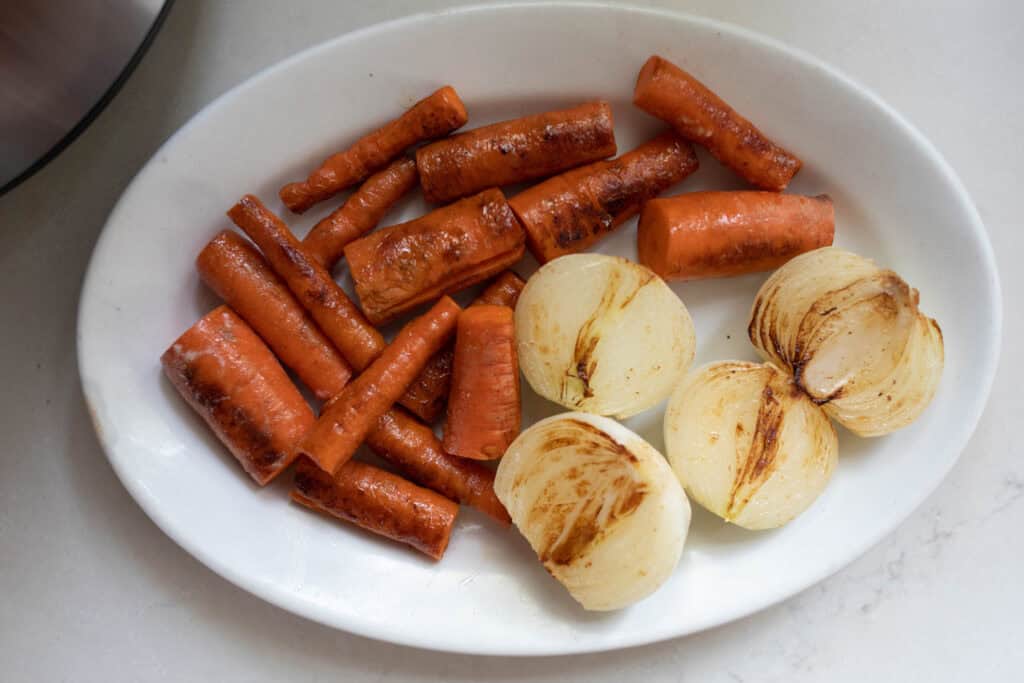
left=495, top=412, right=690, bottom=610
left=515, top=254, right=696, bottom=418
left=664, top=361, right=838, bottom=530
left=748, top=247, right=943, bottom=436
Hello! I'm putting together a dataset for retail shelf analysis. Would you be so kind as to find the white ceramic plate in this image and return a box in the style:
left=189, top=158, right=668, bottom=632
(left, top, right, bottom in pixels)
left=78, top=3, right=1001, bottom=655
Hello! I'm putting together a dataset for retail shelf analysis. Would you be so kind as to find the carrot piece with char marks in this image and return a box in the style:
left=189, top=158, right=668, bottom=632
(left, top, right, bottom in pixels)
left=638, top=191, right=834, bottom=281
left=280, top=86, right=467, bottom=213
left=509, top=132, right=698, bottom=263
left=473, top=270, right=528, bottom=308
left=196, top=230, right=351, bottom=400
left=161, top=306, right=314, bottom=485
left=367, top=408, right=510, bottom=525
left=227, top=194, right=385, bottom=371
left=303, top=157, right=419, bottom=270
left=298, top=296, right=462, bottom=475
left=344, top=188, right=525, bottom=325
left=443, top=305, right=520, bottom=460
left=397, top=270, right=526, bottom=423
left=633, top=55, right=801, bottom=191
left=292, top=457, right=458, bottom=560
left=416, top=101, right=616, bottom=204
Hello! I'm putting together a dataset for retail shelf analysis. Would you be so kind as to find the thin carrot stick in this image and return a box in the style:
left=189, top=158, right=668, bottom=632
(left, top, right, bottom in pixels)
left=368, top=408, right=510, bottom=525
left=227, top=194, right=384, bottom=371
left=298, top=296, right=461, bottom=474
left=196, top=230, right=352, bottom=400
left=303, top=157, right=419, bottom=270
left=292, top=457, right=458, bottom=560
left=280, top=86, right=467, bottom=213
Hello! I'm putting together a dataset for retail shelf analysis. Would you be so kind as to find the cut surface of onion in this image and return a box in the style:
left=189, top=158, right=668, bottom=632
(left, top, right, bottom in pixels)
left=664, top=361, right=838, bottom=530
left=495, top=412, right=690, bottom=611
left=748, top=247, right=944, bottom=436
left=515, top=254, right=696, bottom=418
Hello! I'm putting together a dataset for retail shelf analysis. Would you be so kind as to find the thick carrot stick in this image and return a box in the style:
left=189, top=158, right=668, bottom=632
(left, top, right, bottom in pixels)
left=303, top=157, right=419, bottom=270
left=196, top=230, right=351, bottom=400
left=638, top=191, right=834, bottom=280
left=298, top=296, right=461, bottom=474
left=443, top=305, right=520, bottom=460
left=397, top=270, right=526, bottom=422
left=227, top=194, right=385, bottom=371
left=509, top=132, right=698, bottom=263
left=633, top=55, right=801, bottom=191
left=280, top=86, right=467, bottom=213
left=344, top=188, right=525, bottom=325
left=292, top=457, right=457, bottom=560
left=367, top=408, right=510, bottom=525
left=161, top=306, right=314, bottom=485
left=415, top=101, right=616, bottom=203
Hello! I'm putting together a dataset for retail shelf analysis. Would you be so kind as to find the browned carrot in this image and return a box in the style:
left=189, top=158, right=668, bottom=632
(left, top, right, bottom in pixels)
left=633, top=55, right=801, bottom=191
left=416, top=101, right=616, bottom=203
left=367, top=408, right=510, bottom=525
left=344, top=189, right=525, bottom=325
left=443, top=305, right=520, bottom=460
left=396, top=350, right=454, bottom=424
left=227, top=194, right=385, bottom=371
left=161, top=306, right=314, bottom=485
left=637, top=191, right=835, bottom=280
left=280, top=86, right=467, bottom=213
left=298, top=296, right=461, bottom=474
left=474, top=270, right=527, bottom=308
left=509, top=132, right=698, bottom=263
left=302, top=158, right=419, bottom=270
left=397, top=270, right=526, bottom=423
left=196, top=230, right=351, bottom=400
left=292, top=457, right=458, bottom=560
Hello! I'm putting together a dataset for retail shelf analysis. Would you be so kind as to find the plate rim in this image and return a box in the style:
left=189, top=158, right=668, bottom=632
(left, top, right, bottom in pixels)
left=77, top=0, right=1003, bottom=656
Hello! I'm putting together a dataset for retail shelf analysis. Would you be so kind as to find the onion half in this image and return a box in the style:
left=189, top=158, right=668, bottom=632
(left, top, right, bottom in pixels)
left=515, top=254, right=696, bottom=418
left=495, top=412, right=690, bottom=611
left=748, top=247, right=943, bottom=436
left=664, top=361, right=838, bottom=530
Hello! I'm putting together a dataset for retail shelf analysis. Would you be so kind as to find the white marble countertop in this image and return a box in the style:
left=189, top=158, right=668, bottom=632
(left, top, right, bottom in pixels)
left=1, top=1, right=1021, bottom=680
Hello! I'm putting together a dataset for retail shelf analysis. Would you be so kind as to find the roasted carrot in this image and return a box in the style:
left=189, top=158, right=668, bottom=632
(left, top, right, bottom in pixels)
left=196, top=230, right=351, bottom=400
left=633, top=55, right=801, bottom=191
left=509, top=132, right=698, bottom=263
left=415, top=101, right=616, bottom=203
left=474, top=270, right=527, bottom=308
left=397, top=270, right=526, bottom=423
left=280, top=86, right=467, bottom=213
left=638, top=191, right=834, bottom=281
left=367, top=408, right=510, bottom=525
left=227, top=194, right=385, bottom=371
left=292, top=457, right=457, bottom=560
left=161, top=306, right=313, bottom=485
left=303, top=157, right=419, bottom=270
left=344, top=188, right=525, bottom=325
left=298, top=296, right=461, bottom=474
left=443, top=305, right=520, bottom=460
left=396, top=349, right=454, bottom=424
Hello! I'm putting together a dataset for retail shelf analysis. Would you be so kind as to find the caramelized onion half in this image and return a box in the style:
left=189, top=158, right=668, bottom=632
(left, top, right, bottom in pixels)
left=748, top=247, right=943, bottom=436
left=495, top=412, right=690, bottom=610
left=664, top=361, right=838, bottom=530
